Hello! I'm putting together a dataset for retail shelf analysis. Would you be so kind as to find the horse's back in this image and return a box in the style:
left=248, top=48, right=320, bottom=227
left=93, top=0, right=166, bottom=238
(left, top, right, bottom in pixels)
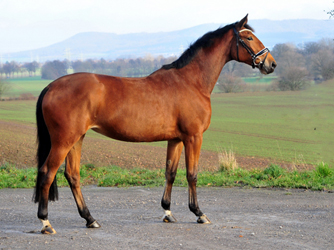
left=42, top=72, right=181, bottom=142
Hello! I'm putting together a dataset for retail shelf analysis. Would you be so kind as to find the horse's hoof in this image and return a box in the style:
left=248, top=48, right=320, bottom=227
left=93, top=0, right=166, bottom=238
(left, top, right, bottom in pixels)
left=41, top=225, right=56, bottom=234
left=86, top=220, right=101, bottom=228
left=197, top=214, right=211, bottom=224
left=162, top=210, right=177, bottom=223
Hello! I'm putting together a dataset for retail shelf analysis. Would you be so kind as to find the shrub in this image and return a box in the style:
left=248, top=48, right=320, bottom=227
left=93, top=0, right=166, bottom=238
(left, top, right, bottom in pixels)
left=315, top=162, right=332, bottom=178
left=321, top=60, right=334, bottom=81
left=277, top=67, right=310, bottom=91
left=218, top=149, right=238, bottom=172
left=263, top=164, right=285, bottom=178
left=217, top=73, right=245, bottom=93
left=19, top=93, right=35, bottom=100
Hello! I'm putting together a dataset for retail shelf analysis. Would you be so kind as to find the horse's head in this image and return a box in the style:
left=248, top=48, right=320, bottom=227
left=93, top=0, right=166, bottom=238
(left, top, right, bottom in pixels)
left=232, top=15, right=277, bottom=74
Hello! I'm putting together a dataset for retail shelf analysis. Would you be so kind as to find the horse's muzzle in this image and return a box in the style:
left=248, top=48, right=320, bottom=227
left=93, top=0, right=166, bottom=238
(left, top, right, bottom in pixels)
left=259, top=59, right=277, bottom=75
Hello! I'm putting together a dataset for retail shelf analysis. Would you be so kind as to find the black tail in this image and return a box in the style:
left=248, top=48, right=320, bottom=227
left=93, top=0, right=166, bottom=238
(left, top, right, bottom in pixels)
left=33, top=86, right=58, bottom=203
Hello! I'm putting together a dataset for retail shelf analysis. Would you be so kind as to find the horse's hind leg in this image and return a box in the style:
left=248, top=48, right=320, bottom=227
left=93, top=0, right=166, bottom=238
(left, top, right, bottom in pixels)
left=37, top=145, right=70, bottom=234
left=161, top=139, right=183, bottom=222
left=64, top=135, right=101, bottom=229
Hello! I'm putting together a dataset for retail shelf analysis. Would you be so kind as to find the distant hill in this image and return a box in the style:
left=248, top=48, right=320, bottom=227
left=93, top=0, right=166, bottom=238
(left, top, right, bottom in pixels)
left=8, top=19, right=334, bottom=62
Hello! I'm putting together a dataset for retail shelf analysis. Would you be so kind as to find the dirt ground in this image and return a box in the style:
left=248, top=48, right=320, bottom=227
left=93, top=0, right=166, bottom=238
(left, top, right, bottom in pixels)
left=0, top=120, right=307, bottom=171
left=0, top=186, right=333, bottom=249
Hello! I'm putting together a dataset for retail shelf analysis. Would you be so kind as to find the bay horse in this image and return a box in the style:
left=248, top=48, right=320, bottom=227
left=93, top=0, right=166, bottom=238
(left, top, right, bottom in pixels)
left=33, top=15, right=276, bottom=234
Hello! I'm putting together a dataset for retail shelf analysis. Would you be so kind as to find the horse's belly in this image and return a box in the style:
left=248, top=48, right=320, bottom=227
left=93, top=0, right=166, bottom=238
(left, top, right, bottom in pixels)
left=92, top=119, right=179, bottom=143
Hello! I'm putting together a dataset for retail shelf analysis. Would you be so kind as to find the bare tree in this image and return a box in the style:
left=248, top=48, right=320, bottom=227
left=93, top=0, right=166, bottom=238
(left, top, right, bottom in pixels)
left=222, top=61, right=253, bottom=77
left=2, top=61, right=19, bottom=78
left=272, top=45, right=306, bottom=75
left=326, top=3, right=334, bottom=18
left=310, top=48, right=334, bottom=81
left=41, top=60, right=67, bottom=80
left=24, top=61, right=39, bottom=77
left=217, top=73, right=245, bottom=93
left=277, top=67, right=310, bottom=91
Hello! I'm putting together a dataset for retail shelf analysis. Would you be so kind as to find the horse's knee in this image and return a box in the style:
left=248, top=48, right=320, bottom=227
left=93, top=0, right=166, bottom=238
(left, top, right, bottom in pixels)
left=186, top=173, right=198, bottom=184
left=165, top=170, right=177, bottom=183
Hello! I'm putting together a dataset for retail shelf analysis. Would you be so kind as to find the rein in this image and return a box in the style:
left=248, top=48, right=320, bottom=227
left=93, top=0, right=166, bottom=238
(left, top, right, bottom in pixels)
left=233, top=26, right=269, bottom=69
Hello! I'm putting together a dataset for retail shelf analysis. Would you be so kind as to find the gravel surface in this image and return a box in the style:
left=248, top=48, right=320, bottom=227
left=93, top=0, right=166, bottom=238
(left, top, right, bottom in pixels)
left=0, top=187, right=333, bottom=249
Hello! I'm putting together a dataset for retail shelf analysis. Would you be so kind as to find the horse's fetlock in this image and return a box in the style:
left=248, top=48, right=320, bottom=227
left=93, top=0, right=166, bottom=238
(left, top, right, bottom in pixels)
left=37, top=210, right=48, bottom=221
left=166, top=171, right=177, bottom=180
left=189, top=203, right=203, bottom=217
left=161, top=199, right=171, bottom=211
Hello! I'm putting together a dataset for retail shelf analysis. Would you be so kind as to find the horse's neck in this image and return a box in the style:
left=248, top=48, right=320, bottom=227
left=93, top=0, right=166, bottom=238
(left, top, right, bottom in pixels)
left=151, top=30, right=234, bottom=96
left=182, top=32, right=234, bottom=95
left=195, top=32, right=233, bottom=94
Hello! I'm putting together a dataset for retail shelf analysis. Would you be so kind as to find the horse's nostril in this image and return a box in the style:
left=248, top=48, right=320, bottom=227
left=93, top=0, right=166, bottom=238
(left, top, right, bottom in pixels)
left=272, top=62, right=277, bottom=69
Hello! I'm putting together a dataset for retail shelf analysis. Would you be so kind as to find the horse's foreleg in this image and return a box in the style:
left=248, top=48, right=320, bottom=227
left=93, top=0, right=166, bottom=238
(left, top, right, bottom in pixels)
left=65, top=135, right=101, bottom=229
left=161, top=140, right=183, bottom=222
left=184, top=135, right=211, bottom=224
left=37, top=146, right=69, bottom=234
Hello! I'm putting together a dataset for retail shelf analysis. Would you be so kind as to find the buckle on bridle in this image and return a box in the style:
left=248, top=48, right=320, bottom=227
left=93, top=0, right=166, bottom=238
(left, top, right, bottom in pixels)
left=233, top=26, right=269, bottom=69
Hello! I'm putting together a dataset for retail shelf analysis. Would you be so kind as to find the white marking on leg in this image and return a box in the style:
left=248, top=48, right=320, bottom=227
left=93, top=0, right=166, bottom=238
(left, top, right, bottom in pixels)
left=40, top=219, right=51, bottom=228
left=164, top=210, right=172, bottom=217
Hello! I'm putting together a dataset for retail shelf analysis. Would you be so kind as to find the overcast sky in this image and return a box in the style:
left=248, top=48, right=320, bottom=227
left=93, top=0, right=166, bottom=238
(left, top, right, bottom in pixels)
left=0, top=0, right=332, bottom=53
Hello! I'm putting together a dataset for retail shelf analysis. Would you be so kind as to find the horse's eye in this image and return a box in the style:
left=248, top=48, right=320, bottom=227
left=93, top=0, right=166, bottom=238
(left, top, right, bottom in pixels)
left=247, top=37, right=253, bottom=41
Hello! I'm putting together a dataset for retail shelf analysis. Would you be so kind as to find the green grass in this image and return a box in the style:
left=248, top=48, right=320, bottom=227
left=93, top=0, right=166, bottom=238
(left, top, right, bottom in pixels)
left=0, top=163, right=333, bottom=191
left=0, top=100, right=37, bottom=124
left=207, top=81, right=334, bottom=165
left=3, top=77, right=51, bottom=98
left=242, top=75, right=277, bottom=84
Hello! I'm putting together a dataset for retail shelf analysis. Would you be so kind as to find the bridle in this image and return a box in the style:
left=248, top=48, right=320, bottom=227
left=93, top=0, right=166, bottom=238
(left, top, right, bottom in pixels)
left=233, top=26, right=270, bottom=69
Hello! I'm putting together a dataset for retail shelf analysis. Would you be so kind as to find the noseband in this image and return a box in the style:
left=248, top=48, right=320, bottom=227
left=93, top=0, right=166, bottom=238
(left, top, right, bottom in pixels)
left=233, top=26, right=269, bottom=69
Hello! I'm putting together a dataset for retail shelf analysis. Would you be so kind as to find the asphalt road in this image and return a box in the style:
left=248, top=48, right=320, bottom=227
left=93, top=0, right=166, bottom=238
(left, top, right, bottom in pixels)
left=0, top=186, right=333, bottom=249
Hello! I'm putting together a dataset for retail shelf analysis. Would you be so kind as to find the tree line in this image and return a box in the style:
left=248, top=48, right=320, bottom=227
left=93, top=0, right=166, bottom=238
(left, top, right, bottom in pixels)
left=0, top=61, right=39, bottom=78
left=0, top=55, right=177, bottom=80
left=40, top=55, right=177, bottom=80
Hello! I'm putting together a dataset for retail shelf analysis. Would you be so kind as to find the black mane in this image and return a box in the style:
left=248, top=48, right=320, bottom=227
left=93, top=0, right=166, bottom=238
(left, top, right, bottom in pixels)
left=162, top=23, right=254, bottom=70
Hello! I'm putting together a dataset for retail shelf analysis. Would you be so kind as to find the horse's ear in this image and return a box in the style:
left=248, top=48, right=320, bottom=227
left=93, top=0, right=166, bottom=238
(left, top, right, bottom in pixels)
left=236, top=14, right=248, bottom=30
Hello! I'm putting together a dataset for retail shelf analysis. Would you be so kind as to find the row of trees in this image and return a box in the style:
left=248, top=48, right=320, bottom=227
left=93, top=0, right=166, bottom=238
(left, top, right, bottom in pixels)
left=218, top=38, right=334, bottom=92
left=40, top=55, right=177, bottom=80
left=0, top=61, right=39, bottom=78
left=72, top=55, right=176, bottom=77
left=0, top=55, right=177, bottom=80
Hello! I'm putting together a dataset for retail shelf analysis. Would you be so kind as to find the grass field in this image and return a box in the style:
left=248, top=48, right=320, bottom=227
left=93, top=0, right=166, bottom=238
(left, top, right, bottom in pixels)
left=0, top=77, right=333, bottom=165
left=207, top=82, right=334, bottom=165
left=3, top=76, right=51, bottom=98
left=242, top=75, right=276, bottom=84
